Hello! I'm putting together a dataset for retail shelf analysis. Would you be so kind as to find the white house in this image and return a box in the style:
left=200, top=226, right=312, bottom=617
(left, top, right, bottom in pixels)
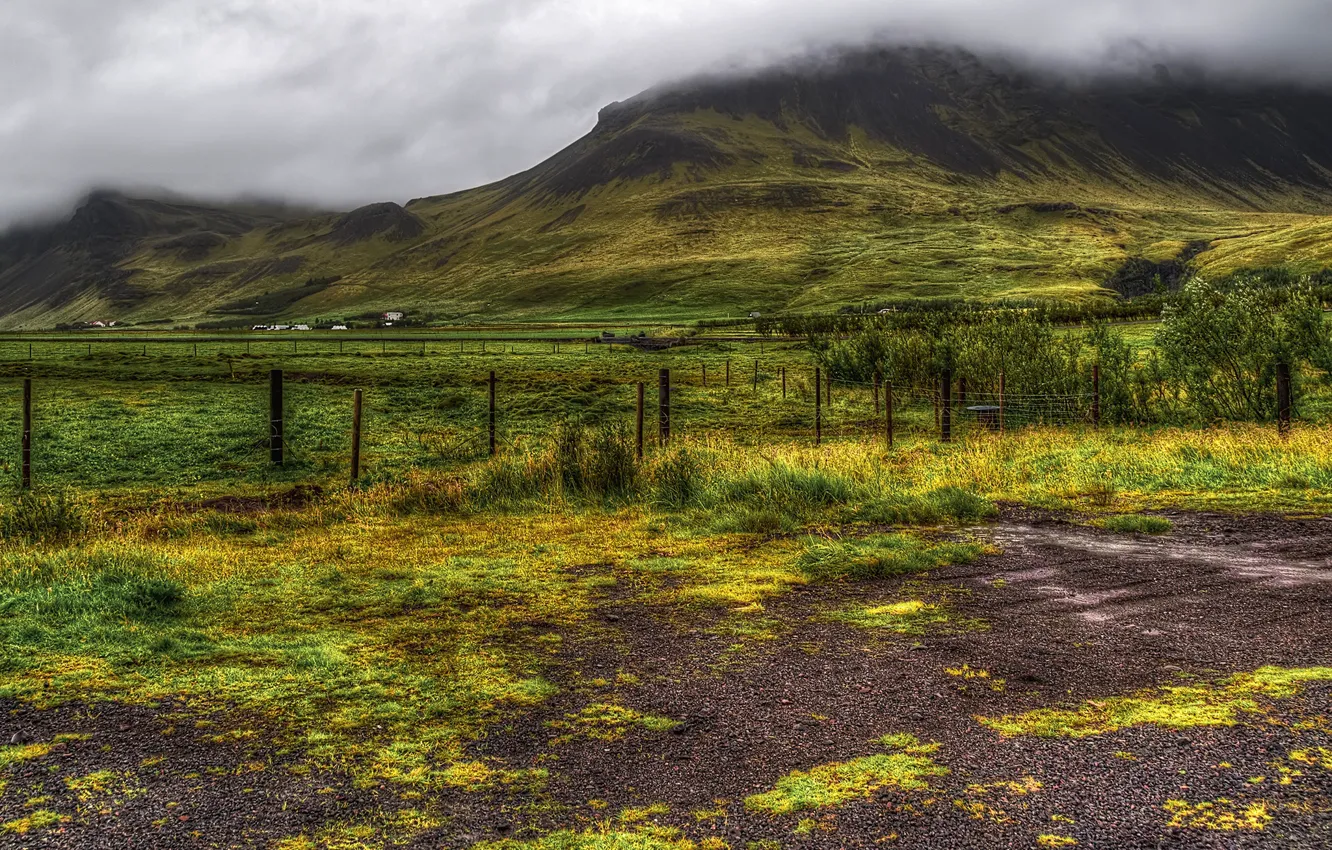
left=331, top=325, right=349, bottom=331
left=383, top=311, right=405, bottom=322
left=293, top=324, right=311, bottom=331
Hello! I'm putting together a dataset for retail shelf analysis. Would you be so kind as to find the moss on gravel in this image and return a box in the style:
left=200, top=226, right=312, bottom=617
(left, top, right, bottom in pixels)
left=1163, top=798, right=1272, bottom=831
left=982, top=666, right=1332, bottom=738
left=744, top=733, right=947, bottom=815
left=472, top=825, right=727, bottom=849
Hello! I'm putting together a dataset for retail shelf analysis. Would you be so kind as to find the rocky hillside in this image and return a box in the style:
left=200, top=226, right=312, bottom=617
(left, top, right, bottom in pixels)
left=5, top=47, right=1332, bottom=327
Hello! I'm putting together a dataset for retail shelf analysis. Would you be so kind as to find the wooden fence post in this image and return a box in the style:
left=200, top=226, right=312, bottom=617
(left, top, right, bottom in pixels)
left=815, top=367, right=822, bottom=447
left=488, top=371, right=497, bottom=457
left=941, top=369, right=952, bottom=443
left=782, top=367, right=787, bottom=399
left=1277, top=362, right=1292, bottom=437
left=269, top=369, right=284, bottom=466
left=1092, top=364, right=1102, bottom=428
left=636, top=382, right=645, bottom=459
left=21, top=379, right=31, bottom=490
left=753, top=359, right=759, bottom=391
left=351, top=389, right=363, bottom=485
left=885, top=381, right=894, bottom=450
left=702, top=363, right=707, bottom=388
left=659, top=369, right=671, bottom=446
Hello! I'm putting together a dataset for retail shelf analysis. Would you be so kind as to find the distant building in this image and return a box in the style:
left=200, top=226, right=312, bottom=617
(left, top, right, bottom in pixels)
left=749, top=312, right=762, bottom=319
left=331, top=325, right=349, bottom=331
left=293, top=324, right=311, bottom=331
left=383, top=311, right=405, bottom=322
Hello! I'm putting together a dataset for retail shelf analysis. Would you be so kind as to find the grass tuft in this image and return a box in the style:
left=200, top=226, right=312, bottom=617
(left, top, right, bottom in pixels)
left=796, top=534, right=982, bottom=583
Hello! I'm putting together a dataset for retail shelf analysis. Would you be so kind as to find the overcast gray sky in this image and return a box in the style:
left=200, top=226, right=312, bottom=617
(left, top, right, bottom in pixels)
left=2, top=0, right=1330, bottom=226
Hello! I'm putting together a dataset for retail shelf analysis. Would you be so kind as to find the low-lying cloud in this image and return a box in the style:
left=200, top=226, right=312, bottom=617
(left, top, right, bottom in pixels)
left=2, top=0, right=1330, bottom=226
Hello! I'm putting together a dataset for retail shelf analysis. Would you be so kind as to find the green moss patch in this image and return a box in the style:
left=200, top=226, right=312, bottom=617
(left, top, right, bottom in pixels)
left=745, top=733, right=948, bottom=815
left=982, top=666, right=1332, bottom=738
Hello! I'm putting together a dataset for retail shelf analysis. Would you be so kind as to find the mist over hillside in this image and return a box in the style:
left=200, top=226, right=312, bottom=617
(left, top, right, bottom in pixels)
left=3, top=44, right=1332, bottom=328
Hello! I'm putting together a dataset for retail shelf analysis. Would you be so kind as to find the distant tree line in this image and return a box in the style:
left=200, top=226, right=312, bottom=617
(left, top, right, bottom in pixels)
left=811, top=272, right=1332, bottom=424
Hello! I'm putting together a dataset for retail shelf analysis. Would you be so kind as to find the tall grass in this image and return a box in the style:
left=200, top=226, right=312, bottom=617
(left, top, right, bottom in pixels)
left=0, top=492, right=89, bottom=543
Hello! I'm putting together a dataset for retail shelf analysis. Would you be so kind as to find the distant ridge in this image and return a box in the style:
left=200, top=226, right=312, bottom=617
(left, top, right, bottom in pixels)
left=4, top=46, right=1332, bottom=328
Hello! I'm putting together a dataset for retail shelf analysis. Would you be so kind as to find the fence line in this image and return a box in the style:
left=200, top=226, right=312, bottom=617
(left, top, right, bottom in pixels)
left=6, top=361, right=1297, bottom=489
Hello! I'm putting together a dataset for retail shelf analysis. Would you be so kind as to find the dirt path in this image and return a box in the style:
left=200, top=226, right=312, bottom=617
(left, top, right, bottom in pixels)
left=5, top=509, right=1332, bottom=848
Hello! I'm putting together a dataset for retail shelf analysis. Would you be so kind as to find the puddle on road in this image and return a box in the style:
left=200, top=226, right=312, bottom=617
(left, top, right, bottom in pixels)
left=983, top=524, right=1332, bottom=588
left=974, top=522, right=1332, bottom=626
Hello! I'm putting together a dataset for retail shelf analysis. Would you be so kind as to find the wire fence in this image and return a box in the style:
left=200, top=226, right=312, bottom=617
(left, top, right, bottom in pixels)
left=7, top=357, right=1286, bottom=492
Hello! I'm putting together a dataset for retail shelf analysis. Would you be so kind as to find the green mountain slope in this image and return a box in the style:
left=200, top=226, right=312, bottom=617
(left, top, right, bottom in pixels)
left=5, top=46, right=1332, bottom=328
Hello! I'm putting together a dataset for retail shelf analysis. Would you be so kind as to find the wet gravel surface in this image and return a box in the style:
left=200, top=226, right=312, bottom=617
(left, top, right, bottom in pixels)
left=4, top=508, right=1332, bottom=848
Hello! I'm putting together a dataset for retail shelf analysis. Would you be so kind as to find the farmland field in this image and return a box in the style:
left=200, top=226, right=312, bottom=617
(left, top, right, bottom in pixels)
left=1, top=331, right=1331, bottom=849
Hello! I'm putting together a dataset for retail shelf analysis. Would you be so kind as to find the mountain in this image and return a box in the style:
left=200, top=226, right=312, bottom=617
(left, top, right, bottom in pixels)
left=5, top=46, right=1332, bottom=328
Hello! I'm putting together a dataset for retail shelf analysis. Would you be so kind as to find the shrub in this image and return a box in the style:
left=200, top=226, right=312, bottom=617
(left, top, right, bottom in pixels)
left=0, top=492, right=89, bottom=543
left=1157, top=277, right=1326, bottom=421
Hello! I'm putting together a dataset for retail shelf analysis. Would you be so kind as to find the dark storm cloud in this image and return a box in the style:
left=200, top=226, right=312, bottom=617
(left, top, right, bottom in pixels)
left=2, top=0, right=1331, bottom=225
